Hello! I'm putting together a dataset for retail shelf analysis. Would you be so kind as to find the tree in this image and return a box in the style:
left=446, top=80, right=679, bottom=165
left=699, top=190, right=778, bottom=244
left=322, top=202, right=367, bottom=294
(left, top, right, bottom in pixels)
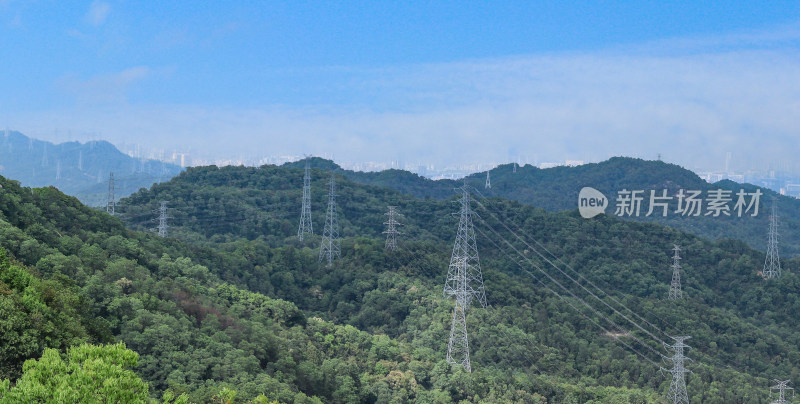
left=0, top=343, right=149, bottom=403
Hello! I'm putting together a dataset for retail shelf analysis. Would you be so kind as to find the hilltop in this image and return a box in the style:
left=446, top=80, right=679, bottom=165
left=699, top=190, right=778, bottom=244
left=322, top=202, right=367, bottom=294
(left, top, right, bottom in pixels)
left=286, top=157, right=799, bottom=257
left=114, top=163, right=800, bottom=402
left=0, top=130, right=182, bottom=206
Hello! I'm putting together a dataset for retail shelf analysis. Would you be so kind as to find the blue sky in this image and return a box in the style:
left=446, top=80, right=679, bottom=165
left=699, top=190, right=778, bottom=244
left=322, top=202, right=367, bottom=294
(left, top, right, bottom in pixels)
left=1, top=1, right=799, bottom=170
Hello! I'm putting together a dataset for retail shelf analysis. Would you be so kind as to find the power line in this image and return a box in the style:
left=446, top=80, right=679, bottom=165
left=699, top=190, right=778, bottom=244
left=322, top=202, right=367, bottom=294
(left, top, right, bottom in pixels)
left=471, top=194, right=671, bottom=348
left=470, top=189, right=773, bottom=388
left=472, top=221, right=663, bottom=368
left=471, top=189, right=677, bottom=333
left=470, top=191, right=781, bottom=398
left=470, top=205, right=666, bottom=361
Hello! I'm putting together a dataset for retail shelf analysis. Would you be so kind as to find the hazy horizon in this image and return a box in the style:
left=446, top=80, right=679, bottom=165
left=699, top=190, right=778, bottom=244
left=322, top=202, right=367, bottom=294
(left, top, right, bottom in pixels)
left=2, top=2, right=799, bottom=174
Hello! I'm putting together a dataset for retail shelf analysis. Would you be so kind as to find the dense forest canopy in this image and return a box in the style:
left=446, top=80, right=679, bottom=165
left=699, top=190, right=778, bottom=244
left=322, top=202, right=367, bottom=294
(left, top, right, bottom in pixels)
left=286, top=157, right=800, bottom=257
left=0, top=160, right=797, bottom=403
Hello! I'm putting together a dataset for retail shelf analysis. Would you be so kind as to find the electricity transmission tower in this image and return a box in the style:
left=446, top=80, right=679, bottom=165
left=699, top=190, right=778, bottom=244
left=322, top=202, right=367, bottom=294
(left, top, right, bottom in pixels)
left=668, top=245, right=683, bottom=300
left=157, top=201, right=169, bottom=237
left=298, top=161, right=313, bottom=240
left=106, top=172, right=116, bottom=215
left=771, top=379, right=794, bottom=404
left=662, top=336, right=692, bottom=404
left=383, top=206, right=402, bottom=251
left=444, top=185, right=487, bottom=372
left=485, top=171, right=491, bottom=189
left=444, top=186, right=487, bottom=307
left=319, top=174, right=340, bottom=265
left=446, top=272, right=472, bottom=372
left=763, top=198, right=781, bottom=279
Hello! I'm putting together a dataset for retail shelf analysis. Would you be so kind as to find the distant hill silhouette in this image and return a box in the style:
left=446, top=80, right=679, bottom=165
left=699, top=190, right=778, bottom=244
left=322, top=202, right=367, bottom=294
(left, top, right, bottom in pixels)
left=286, top=156, right=799, bottom=257
left=0, top=130, right=182, bottom=206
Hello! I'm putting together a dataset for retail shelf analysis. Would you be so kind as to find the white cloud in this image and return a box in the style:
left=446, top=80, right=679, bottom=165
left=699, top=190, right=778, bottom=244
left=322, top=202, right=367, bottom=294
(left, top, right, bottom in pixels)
left=6, top=24, right=800, bottom=172
left=85, top=1, right=110, bottom=26
left=58, top=66, right=150, bottom=104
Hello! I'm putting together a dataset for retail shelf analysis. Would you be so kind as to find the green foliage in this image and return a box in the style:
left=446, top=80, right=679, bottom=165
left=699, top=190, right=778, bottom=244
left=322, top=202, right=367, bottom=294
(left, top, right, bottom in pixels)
left=0, top=343, right=149, bottom=403
left=0, top=249, right=91, bottom=380
left=116, top=163, right=800, bottom=402
left=1, top=158, right=800, bottom=403
left=294, top=157, right=800, bottom=258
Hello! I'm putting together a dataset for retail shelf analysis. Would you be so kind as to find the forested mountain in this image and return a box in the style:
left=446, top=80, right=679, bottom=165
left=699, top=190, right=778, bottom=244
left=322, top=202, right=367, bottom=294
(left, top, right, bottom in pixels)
left=0, top=174, right=483, bottom=403
left=110, top=163, right=800, bottom=403
left=0, top=170, right=664, bottom=403
left=286, top=157, right=800, bottom=257
left=0, top=130, right=182, bottom=207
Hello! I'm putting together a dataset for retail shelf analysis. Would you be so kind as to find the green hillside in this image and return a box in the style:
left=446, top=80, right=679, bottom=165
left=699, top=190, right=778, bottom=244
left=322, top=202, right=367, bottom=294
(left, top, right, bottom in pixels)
left=0, top=172, right=670, bottom=403
left=112, top=163, right=800, bottom=403
left=286, top=157, right=800, bottom=258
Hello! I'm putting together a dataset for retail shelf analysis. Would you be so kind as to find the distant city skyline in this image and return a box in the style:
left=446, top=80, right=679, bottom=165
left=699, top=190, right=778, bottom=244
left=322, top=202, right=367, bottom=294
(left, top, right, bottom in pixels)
left=8, top=127, right=800, bottom=177
left=8, top=127, right=800, bottom=180
left=6, top=126, right=800, bottom=199
left=2, top=2, right=799, bottom=175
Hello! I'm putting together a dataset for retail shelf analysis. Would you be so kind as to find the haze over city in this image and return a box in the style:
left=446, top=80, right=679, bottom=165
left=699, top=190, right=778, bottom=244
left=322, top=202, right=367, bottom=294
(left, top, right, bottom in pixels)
left=1, top=1, right=799, bottom=173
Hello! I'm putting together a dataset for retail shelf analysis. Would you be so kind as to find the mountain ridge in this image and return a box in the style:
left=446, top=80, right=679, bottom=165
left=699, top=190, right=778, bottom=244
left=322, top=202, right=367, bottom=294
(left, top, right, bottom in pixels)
left=285, top=156, right=799, bottom=257
left=0, top=130, right=182, bottom=206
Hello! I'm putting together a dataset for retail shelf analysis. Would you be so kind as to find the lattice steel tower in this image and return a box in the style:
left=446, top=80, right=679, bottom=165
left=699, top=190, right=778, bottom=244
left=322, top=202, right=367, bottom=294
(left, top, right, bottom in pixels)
left=157, top=201, right=169, bottom=237
left=41, top=143, right=48, bottom=167
left=444, top=185, right=487, bottom=372
left=298, top=161, right=313, bottom=240
left=763, top=198, right=781, bottom=279
left=485, top=171, right=491, bottom=189
left=771, top=380, right=794, bottom=404
left=668, top=245, right=683, bottom=300
left=106, top=172, right=116, bottom=215
left=446, top=259, right=472, bottom=372
left=662, top=336, right=692, bottom=404
left=319, top=174, right=340, bottom=265
left=383, top=206, right=402, bottom=251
